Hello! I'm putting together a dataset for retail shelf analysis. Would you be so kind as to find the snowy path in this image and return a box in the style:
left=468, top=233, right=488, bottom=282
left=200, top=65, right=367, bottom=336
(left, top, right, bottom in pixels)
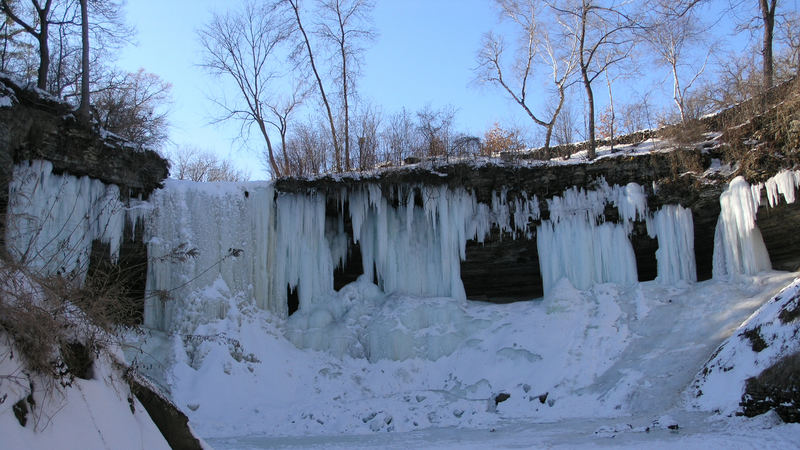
left=587, top=272, right=793, bottom=415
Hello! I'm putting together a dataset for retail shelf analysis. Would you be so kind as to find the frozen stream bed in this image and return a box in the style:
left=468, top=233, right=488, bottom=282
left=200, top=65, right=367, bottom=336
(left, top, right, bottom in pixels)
left=129, top=271, right=800, bottom=448
left=206, top=411, right=799, bottom=449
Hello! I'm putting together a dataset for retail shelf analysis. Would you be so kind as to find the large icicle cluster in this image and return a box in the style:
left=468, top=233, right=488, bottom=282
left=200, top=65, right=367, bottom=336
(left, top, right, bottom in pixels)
left=5, top=160, right=129, bottom=281
left=537, top=180, right=647, bottom=294
left=347, top=185, right=492, bottom=300
left=13, top=156, right=799, bottom=339
left=143, top=181, right=276, bottom=329
left=710, top=169, right=800, bottom=280
left=647, top=205, right=697, bottom=285
left=712, top=176, right=772, bottom=279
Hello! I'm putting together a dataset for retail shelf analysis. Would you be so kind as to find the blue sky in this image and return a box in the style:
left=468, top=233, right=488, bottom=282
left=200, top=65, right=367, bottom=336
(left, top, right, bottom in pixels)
left=117, top=0, right=798, bottom=180
left=116, top=0, right=545, bottom=179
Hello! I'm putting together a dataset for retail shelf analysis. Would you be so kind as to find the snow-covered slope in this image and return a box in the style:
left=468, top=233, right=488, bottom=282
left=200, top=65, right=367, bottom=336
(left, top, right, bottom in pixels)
left=691, top=276, right=800, bottom=416
left=128, top=271, right=796, bottom=441
left=0, top=267, right=172, bottom=450
left=0, top=335, right=171, bottom=450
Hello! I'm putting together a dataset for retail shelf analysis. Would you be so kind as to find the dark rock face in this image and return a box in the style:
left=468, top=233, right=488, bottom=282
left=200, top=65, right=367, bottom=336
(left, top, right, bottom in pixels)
left=758, top=196, right=800, bottom=272
left=741, top=351, right=800, bottom=422
left=462, top=232, right=543, bottom=302
left=127, top=374, right=204, bottom=450
left=0, top=75, right=168, bottom=200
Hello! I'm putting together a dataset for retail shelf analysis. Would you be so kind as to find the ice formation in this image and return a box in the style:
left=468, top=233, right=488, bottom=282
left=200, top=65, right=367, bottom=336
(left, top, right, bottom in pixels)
left=713, top=176, right=772, bottom=279
left=347, top=184, right=496, bottom=300
left=647, top=205, right=697, bottom=284
left=537, top=181, right=645, bottom=294
left=142, top=181, right=278, bottom=329
left=764, top=169, right=800, bottom=207
left=10, top=158, right=798, bottom=346
left=4, top=160, right=130, bottom=281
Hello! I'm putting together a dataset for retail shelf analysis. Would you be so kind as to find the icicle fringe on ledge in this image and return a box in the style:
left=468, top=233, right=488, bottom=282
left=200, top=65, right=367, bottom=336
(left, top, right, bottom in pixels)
left=6, top=160, right=800, bottom=332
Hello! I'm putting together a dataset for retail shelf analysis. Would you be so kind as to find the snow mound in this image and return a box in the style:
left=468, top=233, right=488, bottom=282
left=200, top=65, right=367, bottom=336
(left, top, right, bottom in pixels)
left=690, top=276, right=800, bottom=415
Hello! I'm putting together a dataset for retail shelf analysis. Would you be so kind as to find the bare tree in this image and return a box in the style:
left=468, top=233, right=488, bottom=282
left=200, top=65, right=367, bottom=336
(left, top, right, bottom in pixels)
left=267, top=80, right=308, bottom=176
left=0, top=8, right=37, bottom=77
left=1, top=0, right=56, bottom=89
left=283, top=0, right=342, bottom=171
left=553, top=100, right=580, bottom=146
left=415, top=105, right=455, bottom=158
left=775, top=10, right=800, bottom=78
left=171, top=146, right=249, bottom=182
left=284, top=118, right=330, bottom=176
left=476, top=0, right=577, bottom=154
left=381, top=108, right=417, bottom=164
left=352, top=102, right=380, bottom=170
left=316, top=0, right=375, bottom=171
left=198, top=0, right=295, bottom=177
left=550, top=0, right=637, bottom=160
left=641, top=1, right=711, bottom=123
left=77, top=0, right=88, bottom=121
left=92, top=69, right=171, bottom=149
left=1, top=0, right=130, bottom=96
left=483, top=123, right=525, bottom=155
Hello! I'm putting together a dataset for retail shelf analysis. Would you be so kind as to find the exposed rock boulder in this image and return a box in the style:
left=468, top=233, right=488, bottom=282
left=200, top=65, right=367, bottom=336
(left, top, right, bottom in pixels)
left=741, top=351, right=800, bottom=422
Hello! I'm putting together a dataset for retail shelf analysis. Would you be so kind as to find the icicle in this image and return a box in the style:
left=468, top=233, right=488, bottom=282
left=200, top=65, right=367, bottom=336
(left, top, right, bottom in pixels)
left=712, top=176, right=771, bottom=279
left=764, top=169, right=800, bottom=207
left=143, top=181, right=277, bottom=330
left=5, top=160, right=127, bottom=281
left=536, top=179, right=643, bottom=295
left=646, top=205, right=697, bottom=284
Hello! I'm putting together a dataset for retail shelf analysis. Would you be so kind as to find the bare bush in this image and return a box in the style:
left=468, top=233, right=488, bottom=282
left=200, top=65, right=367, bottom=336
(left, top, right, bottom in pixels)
left=170, top=146, right=250, bottom=182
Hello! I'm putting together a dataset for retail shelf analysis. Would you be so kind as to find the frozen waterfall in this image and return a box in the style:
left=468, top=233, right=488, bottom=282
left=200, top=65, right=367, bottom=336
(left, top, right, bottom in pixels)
left=8, top=159, right=800, bottom=338
left=4, top=160, right=132, bottom=281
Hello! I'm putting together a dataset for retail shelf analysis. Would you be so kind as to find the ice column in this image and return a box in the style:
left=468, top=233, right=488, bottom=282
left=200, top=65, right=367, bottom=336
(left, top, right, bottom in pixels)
left=348, top=185, right=492, bottom=300
left=712, top=176, right=771, bottom=279
left=647, top=205, right=697, bottom=284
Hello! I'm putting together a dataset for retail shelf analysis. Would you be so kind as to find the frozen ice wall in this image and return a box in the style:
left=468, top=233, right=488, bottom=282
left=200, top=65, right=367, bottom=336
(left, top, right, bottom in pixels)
left=139, top=170, right=800, bottom=333
left=143, top=181, right=342, bottom=330
left=348, top=185, right=493, bottom=300
left=536, top=181, right=645, bottom=295
left=5, top=160, right=129, bottom=281
left=712, top=170, right=800, bottom=279
left=144, top=181, right=276, bottom=329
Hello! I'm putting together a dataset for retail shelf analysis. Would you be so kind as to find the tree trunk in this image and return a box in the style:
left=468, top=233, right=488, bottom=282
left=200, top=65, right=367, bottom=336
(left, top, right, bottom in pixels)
left=340, top=37, right=350, bottom=171
left=78, top=0, right=90, bottom=123
left=36, top=9, right=49, bottom=91
left=583, top=67, right=596, bottom=160
left=579, top=1, right=596, bottom=160
left=760, top=0, right=776, bottom=90
left=289, top=1, right=341, bottom=172
left=543, top=125, right=553, bottom=158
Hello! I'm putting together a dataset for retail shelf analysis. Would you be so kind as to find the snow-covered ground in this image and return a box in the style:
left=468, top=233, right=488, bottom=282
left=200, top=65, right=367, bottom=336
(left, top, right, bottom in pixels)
left=128, top=270, right=800, bottom=448
left=0, top=267, right=171, bottom=450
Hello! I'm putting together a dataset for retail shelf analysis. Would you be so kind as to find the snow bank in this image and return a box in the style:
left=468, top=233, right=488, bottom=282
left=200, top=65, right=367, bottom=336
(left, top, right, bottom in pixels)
left=0, top=265, right=172, bottom=450
left=691, top=276, right=800, bottom=415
